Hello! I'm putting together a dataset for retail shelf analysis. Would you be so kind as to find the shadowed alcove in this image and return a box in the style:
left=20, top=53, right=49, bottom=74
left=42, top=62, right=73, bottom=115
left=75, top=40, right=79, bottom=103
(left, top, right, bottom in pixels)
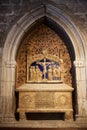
left=15, top=16, right=76, bottom=121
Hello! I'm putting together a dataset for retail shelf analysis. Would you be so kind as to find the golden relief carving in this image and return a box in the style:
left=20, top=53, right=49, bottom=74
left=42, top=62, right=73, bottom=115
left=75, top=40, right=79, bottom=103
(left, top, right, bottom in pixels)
left=19, top=92, right=35, bottom=108
left=16, top=42, right=27, bottom=87
left=54, top=92, right=72, bottom=109
left=16, top=24, right=72, bottom=87
left=59, top=95, right=67, bottom=105
left=27, top=50, right=63, bottom=82
left=18, top=90, right=72, bottom=110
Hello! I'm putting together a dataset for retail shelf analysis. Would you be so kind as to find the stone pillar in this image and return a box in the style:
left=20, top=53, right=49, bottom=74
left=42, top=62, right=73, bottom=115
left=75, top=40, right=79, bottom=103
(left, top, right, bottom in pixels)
left=0, top=48, right=2, bottom=122
left=74, top=60, right=87, bottom=121
left=1, top=60, right=16, bottom=122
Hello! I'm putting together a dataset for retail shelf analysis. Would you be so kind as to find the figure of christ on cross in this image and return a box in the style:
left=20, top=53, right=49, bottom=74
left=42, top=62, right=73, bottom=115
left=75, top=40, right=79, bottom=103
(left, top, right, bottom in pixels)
left=37, top=58, right=52, bottom=81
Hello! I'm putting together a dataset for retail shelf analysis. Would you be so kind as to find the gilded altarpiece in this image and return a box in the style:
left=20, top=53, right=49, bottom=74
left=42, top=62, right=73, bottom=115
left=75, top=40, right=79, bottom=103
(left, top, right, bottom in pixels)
left=16, top=24, right=74, bottom=120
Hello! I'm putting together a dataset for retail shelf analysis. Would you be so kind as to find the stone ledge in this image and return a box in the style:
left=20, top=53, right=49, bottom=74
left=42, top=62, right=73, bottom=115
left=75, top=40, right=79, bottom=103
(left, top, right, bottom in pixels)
left=0, top=120, right=87, bottom=128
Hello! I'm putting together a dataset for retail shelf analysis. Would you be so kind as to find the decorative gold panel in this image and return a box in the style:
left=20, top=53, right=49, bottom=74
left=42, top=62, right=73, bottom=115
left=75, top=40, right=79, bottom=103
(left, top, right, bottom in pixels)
left=54, top=92, right=72, bottom=109
left=16, top=24, right=72, bottom=87
left=16, top=42, right=27, bottom=87
left=19, top=91, right=71, bottom=110
left=19, top=92, right=35, bottom=108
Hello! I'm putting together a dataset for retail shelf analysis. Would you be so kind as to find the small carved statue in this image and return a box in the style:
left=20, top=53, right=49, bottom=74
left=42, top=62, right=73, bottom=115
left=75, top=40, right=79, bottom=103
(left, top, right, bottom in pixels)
left=29, top=66, right=33, bottom=81
left=29, top=66, right=36, bottom=81
left=35, top=65, right=42, bottom=81
left=53, top=65, right=61, bottom=80
left=48, top=65, right=53, bottom=80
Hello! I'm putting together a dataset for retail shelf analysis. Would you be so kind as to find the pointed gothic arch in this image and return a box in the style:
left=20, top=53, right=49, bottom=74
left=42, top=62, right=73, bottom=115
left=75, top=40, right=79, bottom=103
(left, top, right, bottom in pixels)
left=1, top=4, right=86, bottom=124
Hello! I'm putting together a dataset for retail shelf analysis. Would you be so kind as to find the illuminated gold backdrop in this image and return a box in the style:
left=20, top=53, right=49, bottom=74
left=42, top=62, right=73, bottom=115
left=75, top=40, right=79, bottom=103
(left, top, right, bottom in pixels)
left=16, top=24, right=72, bottom=88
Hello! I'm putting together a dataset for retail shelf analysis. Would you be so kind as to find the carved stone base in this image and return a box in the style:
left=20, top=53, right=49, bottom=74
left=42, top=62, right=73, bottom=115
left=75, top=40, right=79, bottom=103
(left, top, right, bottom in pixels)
left=16, top=83, right=74, bottom=121
left=65, top=111, right=73, bottom=121
left=19, top=112, right=26, bottom=120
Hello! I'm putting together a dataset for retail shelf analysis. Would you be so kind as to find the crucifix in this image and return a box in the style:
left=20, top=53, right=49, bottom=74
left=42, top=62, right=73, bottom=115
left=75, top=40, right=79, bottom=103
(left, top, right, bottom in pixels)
left=37, top=58, right=52, bottom=80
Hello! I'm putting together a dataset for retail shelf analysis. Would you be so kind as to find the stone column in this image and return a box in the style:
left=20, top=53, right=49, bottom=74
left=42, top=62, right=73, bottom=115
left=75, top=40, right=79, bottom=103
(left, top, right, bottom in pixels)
left=1, top=60, right=16, bottom=123
left=74, top=60, right=87, bottom=121
left=0, top=48, right=2, bottom=122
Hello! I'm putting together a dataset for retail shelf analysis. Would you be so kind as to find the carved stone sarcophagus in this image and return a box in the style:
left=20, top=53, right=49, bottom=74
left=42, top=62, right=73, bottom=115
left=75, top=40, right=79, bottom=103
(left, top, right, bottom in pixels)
left=16, top=83, right=74, bottom=120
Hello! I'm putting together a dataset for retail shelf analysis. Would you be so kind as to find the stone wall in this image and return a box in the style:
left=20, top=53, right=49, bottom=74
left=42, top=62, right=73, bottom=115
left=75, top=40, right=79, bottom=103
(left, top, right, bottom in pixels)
left=0, top=0, right=87, bottom=47
left=0, top=0, right=42, bottom=48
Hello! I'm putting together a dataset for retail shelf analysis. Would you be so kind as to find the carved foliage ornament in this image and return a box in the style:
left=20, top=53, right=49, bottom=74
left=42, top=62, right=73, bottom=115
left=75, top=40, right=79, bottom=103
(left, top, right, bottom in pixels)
left=16, top=24, right=72, bottom=87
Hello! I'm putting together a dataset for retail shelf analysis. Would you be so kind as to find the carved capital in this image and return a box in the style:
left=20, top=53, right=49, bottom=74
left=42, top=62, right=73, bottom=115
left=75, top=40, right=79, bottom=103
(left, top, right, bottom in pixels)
left=74, top=60, right=85, bottom=68
left=5, top=60, right=16, bottom=68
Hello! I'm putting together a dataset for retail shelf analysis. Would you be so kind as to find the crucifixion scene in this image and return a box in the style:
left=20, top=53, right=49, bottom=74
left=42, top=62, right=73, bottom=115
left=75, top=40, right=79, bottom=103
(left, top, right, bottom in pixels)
left=29, top=57, right=62, bottom=82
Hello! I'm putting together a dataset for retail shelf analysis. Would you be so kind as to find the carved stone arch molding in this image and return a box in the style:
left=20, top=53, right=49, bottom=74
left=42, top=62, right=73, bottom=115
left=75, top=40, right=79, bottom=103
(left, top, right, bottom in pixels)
left=1, top=4, right=86, bottom=126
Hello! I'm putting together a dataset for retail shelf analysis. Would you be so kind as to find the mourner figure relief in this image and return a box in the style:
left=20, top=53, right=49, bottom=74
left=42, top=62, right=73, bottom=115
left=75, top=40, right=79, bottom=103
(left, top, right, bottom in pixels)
left=28, top=51, right=63, bottom=82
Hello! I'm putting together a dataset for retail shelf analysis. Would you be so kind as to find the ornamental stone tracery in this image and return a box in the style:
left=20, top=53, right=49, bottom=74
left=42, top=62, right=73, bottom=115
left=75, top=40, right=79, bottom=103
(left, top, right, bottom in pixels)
left=16, top=24, right=72, bottom=87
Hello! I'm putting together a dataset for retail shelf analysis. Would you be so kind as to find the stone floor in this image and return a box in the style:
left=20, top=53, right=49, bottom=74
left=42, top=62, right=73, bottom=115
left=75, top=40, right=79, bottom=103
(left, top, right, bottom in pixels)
left=0, top=128, right=87, bottom=130
left=0, top=120, right=87, bottom=129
